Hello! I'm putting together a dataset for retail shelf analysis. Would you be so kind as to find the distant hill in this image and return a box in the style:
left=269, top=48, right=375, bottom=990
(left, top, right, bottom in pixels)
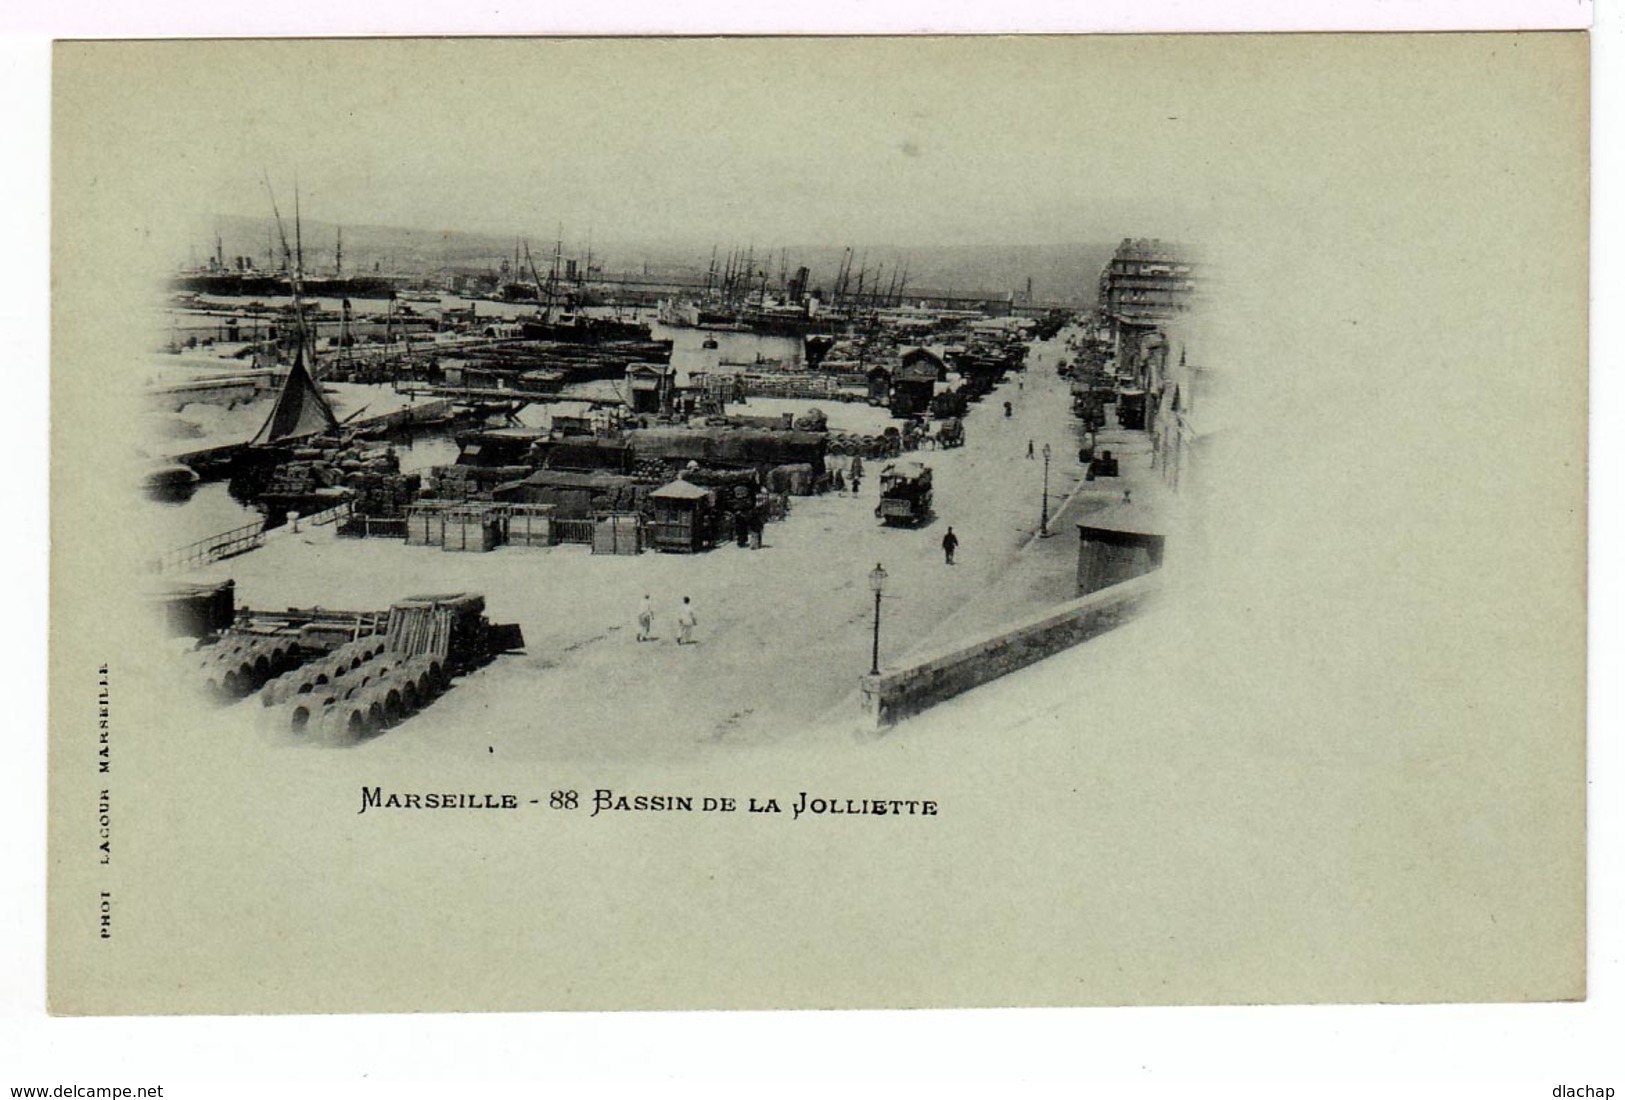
left=196, top=214, right=1117, bottom=306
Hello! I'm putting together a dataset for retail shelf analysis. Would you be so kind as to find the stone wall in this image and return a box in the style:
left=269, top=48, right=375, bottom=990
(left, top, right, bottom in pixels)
left=859, top=572, right=1161, bottom=729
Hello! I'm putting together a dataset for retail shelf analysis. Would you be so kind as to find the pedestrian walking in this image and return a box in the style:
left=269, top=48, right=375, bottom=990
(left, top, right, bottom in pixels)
left=676, top=597, right=698, bottom=645
left=636, top=594, right=654, bottom=642
left=1027, top=439, right=1035, bottom=459
left=942, top=526, right=959, bottom=566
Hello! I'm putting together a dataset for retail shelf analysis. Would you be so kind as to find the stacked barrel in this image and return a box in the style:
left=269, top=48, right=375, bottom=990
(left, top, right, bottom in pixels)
left=260, top=637, right=448, bottom=743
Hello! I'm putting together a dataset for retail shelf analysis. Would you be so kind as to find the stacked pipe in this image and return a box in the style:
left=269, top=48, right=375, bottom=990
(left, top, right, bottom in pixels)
left=197, top=635, right=306, bottom=700
left=281, top=651, right=408, bottom=734
left=270, top=656, right=447, bottom=741
left=259, top=634, right=390, bottom=706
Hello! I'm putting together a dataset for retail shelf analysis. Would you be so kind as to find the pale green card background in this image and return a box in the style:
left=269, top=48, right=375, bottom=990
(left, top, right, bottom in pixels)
left=49, top=34, right=1586, bottom=1013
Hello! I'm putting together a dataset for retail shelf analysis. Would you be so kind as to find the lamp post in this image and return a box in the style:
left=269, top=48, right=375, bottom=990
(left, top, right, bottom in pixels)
left=868, top=562, right=888, bottom=676
left=1040, top=443, right=1053, bottom=538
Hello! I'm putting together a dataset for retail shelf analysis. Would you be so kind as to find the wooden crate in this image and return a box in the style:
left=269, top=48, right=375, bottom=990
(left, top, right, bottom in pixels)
left=441, top=518, right=500, bottom=552
left=507, top=504, right=555, bottom=548
left=441, top=506, right=505, bottom=553
left=405, top=506, right=448, bottom=547
left=591, top=513, right=642, bottom=556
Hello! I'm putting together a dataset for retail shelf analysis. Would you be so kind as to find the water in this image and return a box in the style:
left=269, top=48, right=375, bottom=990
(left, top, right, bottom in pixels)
left=166, top=295, right=806, bottom=374
left=142, top=424, right=464, bottom=557
left=646, top=320, right=802, bottom=377
left=390, top=430, right=461, bottom=473
left=145, top=480, right=261, bottom=548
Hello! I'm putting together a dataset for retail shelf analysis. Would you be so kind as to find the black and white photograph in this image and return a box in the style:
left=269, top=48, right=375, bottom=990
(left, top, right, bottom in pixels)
left=143, top=189, right=1182, bottom=753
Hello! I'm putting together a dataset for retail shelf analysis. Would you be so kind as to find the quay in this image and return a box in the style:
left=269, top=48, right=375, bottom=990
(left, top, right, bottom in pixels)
left=153, top=235, right=1211, bottom=749
left=164, top=322, right=1110, bottom=758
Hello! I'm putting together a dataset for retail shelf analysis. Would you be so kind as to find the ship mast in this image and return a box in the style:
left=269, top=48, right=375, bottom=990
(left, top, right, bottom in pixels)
left=524, top=241, right=548, bottom=312
left=263, top=174, right=313, bottom=372
left=293, top=180, right=304, bottom=281
left=551, top=228, right=563, bottom=317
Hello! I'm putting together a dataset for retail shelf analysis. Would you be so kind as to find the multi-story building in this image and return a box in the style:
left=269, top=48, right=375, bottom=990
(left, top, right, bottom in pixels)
left=1098, top=238, right=1199, bottom=387
left=1142, top=315, right=1225, bottom=498
left=1099, top=238, right=1196, bottom=319
left=1071, top=240, right=1221, bottom=594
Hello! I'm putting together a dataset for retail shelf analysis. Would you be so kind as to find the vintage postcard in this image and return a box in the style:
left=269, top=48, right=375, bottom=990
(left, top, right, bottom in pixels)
left=48, top=33, right=1587, bottom=1014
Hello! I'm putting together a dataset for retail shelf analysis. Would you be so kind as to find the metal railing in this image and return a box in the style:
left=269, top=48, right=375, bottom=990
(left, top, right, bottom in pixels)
left=339, top=514, right=408, bottom=540
left=156, top=519, right=266, bottom=574
left=305, top=500, right=354, bottom=528
left=156, top=501, right=354, bottom=574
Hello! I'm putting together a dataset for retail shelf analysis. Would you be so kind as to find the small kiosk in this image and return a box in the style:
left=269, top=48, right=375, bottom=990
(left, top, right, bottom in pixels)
left=1076, top=499, right=1165, bottom=594
left=625, top=362, right=676, bottom=415
left=647, top=480, right=716, bottom=553
left=888, top=349, right=946, bottom=418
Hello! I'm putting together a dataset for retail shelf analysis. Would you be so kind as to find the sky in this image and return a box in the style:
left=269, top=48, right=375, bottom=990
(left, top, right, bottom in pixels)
left=56, top=37, right=1219, bottom=261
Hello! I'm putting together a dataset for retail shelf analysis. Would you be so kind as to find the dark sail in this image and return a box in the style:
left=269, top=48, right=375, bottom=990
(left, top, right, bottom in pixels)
left=249, top=350, right=339, bottom=446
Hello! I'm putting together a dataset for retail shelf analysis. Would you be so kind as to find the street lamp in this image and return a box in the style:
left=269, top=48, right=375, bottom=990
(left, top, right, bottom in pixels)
left=868, top=562, right=888, bottom=676
left=1040, top=443, right=1053, bottom=538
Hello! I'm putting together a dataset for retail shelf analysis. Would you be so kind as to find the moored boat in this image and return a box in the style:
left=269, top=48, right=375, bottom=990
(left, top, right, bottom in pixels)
left=144, top=462, right=201, bottom=499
